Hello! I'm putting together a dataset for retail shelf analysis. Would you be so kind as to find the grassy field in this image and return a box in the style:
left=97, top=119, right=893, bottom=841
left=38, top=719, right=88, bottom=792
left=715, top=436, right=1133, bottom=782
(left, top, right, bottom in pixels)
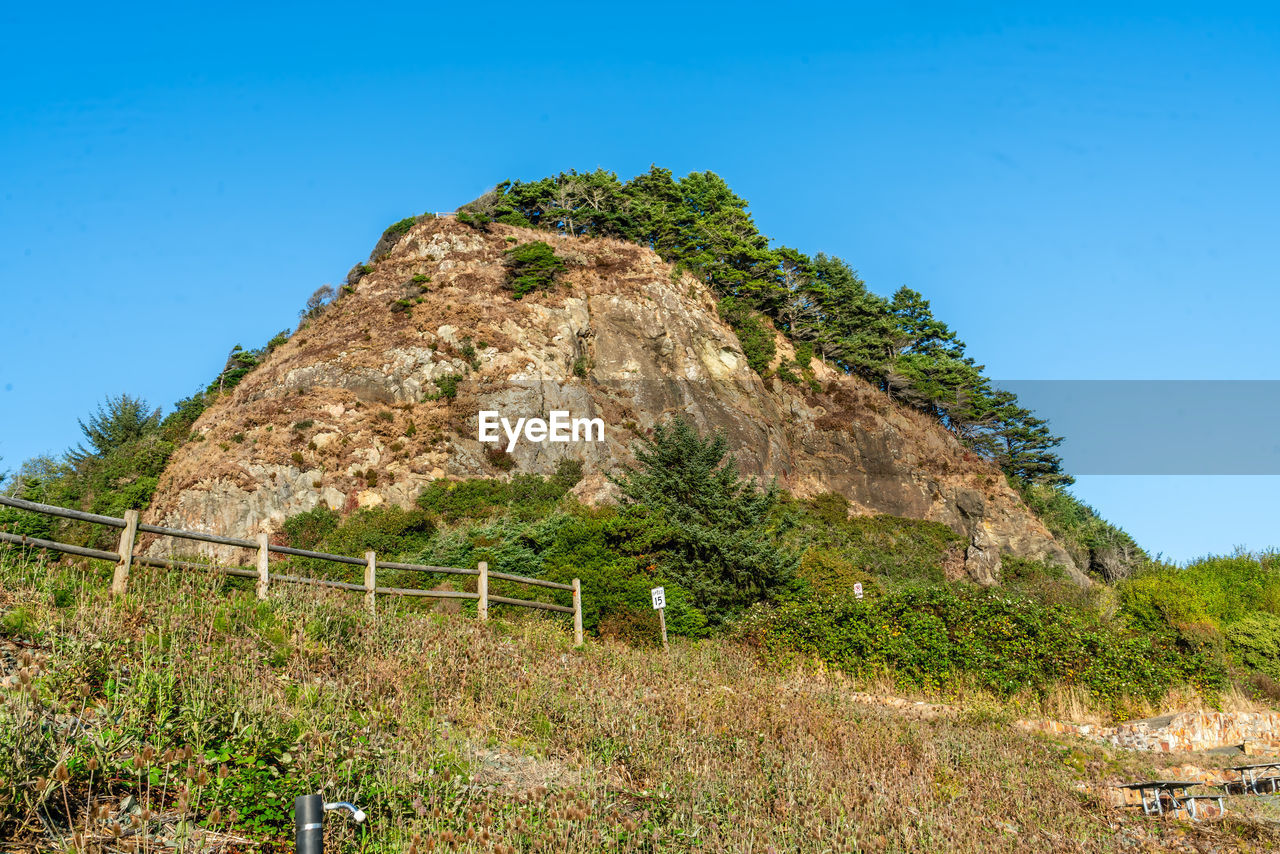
left=2, top=551, right=1279, bottom=853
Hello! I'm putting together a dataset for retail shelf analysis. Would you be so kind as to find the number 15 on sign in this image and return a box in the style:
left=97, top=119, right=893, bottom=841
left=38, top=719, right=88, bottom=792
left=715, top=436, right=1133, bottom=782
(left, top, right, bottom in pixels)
left=651, top=587, right=668, bottom=649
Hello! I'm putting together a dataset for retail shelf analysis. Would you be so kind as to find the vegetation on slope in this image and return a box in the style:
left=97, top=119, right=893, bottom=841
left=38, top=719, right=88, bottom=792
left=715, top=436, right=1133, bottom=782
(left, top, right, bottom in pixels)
left=446, top=165, right=1150, bottom=580
left=5, top=552, right=1279, bottom=852
left=0, top=325, right=293, bottom=551
left=233, top=418, right=1277, bottom=720
left=3, top=382, right=1276, bottom=718
left=458, top=167, right=1070, bottom=490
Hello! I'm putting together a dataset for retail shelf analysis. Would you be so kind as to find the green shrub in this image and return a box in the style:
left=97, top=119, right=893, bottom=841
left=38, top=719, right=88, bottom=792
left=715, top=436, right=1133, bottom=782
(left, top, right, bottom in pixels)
left=751, top=585, right=1224, bottom=706
left=427, top=374, right=462, bottom=401
left=502, top=241, right=566, bottom=299
left=612, top=416, right=797, bottom=625
left=796, top=547, right=878, bottom=599
left=0, top=607, right=35, bottom=638
left=417, top=474, right=572, bottom=524
left=1226, top=613, right=1280, bottom=680
left=461, top=339, right=479, bottom=368
left=784, top=494, right=963, bottom=585
left=282, top=504, right=340, bottom=550
left=793, top=342, right=815, bottom=368
left=1020, top=484, right=1145, bottom=580
left=383, top=216, right=418, bottom=239
left=456, top=209, right=490, bottom=230
left=550, top=459, right=583, bottom=490
left=717, top=296, right=775, bottom=375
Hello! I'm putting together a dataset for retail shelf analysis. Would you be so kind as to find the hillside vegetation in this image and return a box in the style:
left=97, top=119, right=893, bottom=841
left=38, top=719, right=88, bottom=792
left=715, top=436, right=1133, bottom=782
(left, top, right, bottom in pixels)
left=3, top=166, right=1142, bottom=583
left=5, top=551, right=1280, bottom=853
left=5, top=401, right=1280, bottom=720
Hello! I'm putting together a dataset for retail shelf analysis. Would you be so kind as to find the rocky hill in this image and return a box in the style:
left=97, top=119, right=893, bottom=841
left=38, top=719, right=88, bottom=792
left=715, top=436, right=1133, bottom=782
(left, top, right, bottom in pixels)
left=145, top=216, right=1081, bottom=584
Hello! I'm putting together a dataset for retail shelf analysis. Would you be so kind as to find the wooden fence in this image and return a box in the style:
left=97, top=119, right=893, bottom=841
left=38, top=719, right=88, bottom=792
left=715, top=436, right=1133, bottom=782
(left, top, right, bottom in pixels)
left=0, top=494, right=583, bottom=645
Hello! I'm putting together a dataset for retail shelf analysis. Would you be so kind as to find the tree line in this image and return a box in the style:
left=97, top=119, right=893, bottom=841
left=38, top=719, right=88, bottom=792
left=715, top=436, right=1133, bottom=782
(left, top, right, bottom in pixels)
left=460, top=167, right=1069, bottom=487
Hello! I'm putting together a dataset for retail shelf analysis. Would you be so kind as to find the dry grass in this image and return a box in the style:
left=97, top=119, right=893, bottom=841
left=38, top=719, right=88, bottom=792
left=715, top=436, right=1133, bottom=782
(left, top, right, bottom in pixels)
left=3, top=553, right=1278, bottom=853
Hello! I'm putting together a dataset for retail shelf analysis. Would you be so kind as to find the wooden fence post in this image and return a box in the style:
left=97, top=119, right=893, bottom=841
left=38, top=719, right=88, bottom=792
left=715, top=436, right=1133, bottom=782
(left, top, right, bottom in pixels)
left=365, top=551, right=376, bottom=616
left=256, top=533, right=270, bottom=600
left=111, top=510, right=139, bottom=597
left=572, top=578, right=583, bottom=647
left=477, top=561, right=489, bottom=622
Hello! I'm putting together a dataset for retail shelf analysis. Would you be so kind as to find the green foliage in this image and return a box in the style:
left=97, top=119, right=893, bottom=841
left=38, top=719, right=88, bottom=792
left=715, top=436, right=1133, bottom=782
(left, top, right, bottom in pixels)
left=1020, top=484, right=1145, bottom=581
left=795, top=547, right=879, bottom=599
left=717, top=296, right=776, bottom=375
left=479, top=167, right=1072, bottom=487
left=611, top=417, right=797, bottom=624
left=428, top=373, right=463, bottom=401
left=383, top=215, right=418, bottom=239
left=1226, top=613, right=1280, bottom=680
left=416, top=473, right=573, bottom=524
left=317, top=506, right=436, bottom=559
left=550, top=458, right=583, bottom=491
left=282, top=504, right=340, bottom=550
left=751, top=585, right=1225, bottom=706
left=460, top=338, right=479, bottom=368
left=71, top=394, right=160, bottom=462
left=266, top=329, right=291, bottom=351
left=160, top=393, right=209, bottom=442
left=501, top=240, right=566, bottom=299
left=784, top=493, right=964, bottom=585
left=455, top=208, right=490, bottom=230
left=0, top=607, right=35, bottom=638
left=1118, top=553, right=1280, bottom=630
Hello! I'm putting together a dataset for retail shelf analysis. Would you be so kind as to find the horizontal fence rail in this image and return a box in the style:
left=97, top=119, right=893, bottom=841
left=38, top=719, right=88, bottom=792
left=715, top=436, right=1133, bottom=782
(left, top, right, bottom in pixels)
left=0, top=494, right=584, bottom=645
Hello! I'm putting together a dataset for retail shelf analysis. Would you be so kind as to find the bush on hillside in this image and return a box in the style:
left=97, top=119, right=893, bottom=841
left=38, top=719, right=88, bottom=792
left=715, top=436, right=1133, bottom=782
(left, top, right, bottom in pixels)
left=416, top=472, right=574, bottom=524
left=1020, top=484, right=1145, bottom=581
left=502, top=240, right=566, bottom=299
left=717, top=296, right=776, bottom=376
left=1226, top=613, right=1280, bottom=680
left=783, top=492, right=963, bottom=586
left=746, top=585, right=1225, bottom=708
left=612, top=417, right=797, bottom=624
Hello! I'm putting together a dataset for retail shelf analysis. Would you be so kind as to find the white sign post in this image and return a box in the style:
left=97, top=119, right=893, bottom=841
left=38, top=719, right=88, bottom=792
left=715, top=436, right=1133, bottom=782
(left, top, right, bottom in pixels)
left=854, top=582, right=863, bottom=600
left=651, top=587, right=668, bottom=649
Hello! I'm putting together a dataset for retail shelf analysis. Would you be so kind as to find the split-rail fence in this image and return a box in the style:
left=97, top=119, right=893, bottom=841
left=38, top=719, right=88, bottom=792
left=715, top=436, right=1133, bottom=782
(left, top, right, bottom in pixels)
left=0, top=494, right=583, bottom=645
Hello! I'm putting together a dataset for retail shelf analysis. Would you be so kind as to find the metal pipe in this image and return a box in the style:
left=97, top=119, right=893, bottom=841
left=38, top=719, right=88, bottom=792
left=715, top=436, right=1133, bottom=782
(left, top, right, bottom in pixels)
left=295, top=794, right=324, bottom=854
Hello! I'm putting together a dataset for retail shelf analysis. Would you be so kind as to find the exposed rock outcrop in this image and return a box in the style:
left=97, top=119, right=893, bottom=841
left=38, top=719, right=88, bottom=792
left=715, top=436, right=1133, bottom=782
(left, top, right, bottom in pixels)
left=146, top=217, right=1083, bottom=584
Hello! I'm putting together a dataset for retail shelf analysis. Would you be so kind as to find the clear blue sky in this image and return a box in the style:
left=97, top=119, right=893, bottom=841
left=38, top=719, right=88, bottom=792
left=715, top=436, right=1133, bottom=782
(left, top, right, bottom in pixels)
left=2, top=2, right=1276, bottom=562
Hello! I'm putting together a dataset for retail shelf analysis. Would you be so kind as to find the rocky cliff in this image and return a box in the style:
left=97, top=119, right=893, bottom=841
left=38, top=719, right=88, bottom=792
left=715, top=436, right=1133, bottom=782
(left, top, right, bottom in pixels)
left=145, top=217, right=1083, bottom=584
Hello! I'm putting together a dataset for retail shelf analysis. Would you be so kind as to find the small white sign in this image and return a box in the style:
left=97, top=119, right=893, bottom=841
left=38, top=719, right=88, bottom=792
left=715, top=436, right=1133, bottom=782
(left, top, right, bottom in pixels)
left=854, top=582, right=863, bottom=600
left=651, top=587, right=666, bottom=610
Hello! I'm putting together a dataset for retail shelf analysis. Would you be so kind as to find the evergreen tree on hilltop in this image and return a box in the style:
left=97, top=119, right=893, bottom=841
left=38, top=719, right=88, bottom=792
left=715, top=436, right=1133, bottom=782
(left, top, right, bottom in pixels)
left=461, top=167, right=1074, bottom=489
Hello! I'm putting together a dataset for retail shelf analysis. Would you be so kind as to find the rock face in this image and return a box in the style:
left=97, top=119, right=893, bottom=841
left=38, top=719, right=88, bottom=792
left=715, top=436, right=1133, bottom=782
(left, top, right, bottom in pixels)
left=145, top=217, right=1083, bottom=584
left=1018, top=711, right=1280, bottom=754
